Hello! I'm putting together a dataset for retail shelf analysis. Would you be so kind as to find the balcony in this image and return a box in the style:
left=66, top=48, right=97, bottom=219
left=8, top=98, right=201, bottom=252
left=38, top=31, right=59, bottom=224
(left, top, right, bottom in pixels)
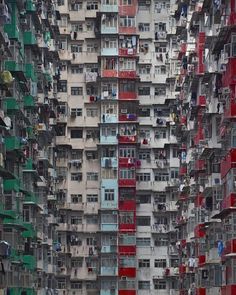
left=101, top=113, right=118, bottom=123
left=198, top=255, right=206, bottom=267
left=119, top=91, right=137, bottom=100
left=119, top=48, right=137, bottom=57
left=119, top=267, right=136, bottom=277
left=101, top=223, right=118, bottom=231
left=4, top=60, right=24, bottom=73
left=5, top=136, right=23, bottom=152
left=119, top=200, right=136, bottom=211
left=100, top=266, right=118, bottom=276
left=100, top=135, right=118, bottom=145
left=23, top=193, right=39, bottom=206
left=22, top=223, right=37, bottom=239
left=0, top=204, right=16, bottom=218
left=119, top=27, right=136, bottom=35
left=101, top=290, right=118, bottom=295
left=4, top=22, right=20, bottom=40
left=3, top=178, right=21, bottom=192
left=220, top=149, right=236, bottom=179
left=118, top=245, right=136, bottom=255
left=119, top=114, right=137, bottom=122
left=26, top=0, right=36, bottom=12
left=101, top=69, right=118, bottom=78
left=24, top=95, right=35, bottom=108
left=101, top=2, right=118, bottom=12
left=101, top=245, right=117, bottom=253
left=195, top=288, right=206, bottom=295
left=197, top=95, right=206, bottom=107
left=101, top=157, right=118, bottom=168
left=101, top=48, right=118, bottom=56
left=118, top=70, right=137, bottom=79
left=101, top=25, right=118, bottom=34
left=25, top=64, right=37, bottom=82
left=194, top=224, right=206, bottom=238
left=119, top=222, right=135, bottom=232
left=221, top=193, right=236, bottom=210
left=3, top=217, right=26, bottom=229
left=23, top=31, right=37, bottom=45
left=224, top=100, right=236, bottom=118
left=118, top=135, right=137, bottom=144
left=179, top=164, right=187, bottom=176
left=119, top=5, right=137, bottom=16
left=4, top=97, right=20, bottom=113
left=118, top=157, right=136, bottom=168
left=118, top=179, right=136, bottom=187
left=22, top=255, right=36, bottom=270
left=221, top=285, right=236, bottom=295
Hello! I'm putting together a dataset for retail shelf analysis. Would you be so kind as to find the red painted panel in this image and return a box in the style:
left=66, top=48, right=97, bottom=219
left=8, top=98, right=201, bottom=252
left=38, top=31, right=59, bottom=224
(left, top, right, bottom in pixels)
left=119, top=27, right=136, bottom=34
left=119, top=200, right=136, bottom=210
left=119, top=223, right=136, bottom=231
left=229, top=12, right=236, bottom=25
left=225, top=239, right=236, bottom=254
left=118, top=71, right=137, bottom=79
left=197, top=95, right=206, bottom=106
left=194, top=224, right=205, bottom=238
left=179, top=265, right=186, bottom=274
left=101, top=69, right=118, bottom=78
left=119, top=48, right=137, bottom=57
left=118, top=135, right=137, bottom=144
left=119, top=114, right=137, bottom=122
left=119, top=157, right=136, bottom=167
left=195, top=194, right=204, bottom=207
left=222, top=58, right=236, bottom=86
left=221, top=149, right=236, bottom=179
left=221, top=285, right=236, bottom=295
left=118, top=245, right=136, bottom=254
left=196, top=288, right=206, bottom=295
left=119, top=267, right=136, bottom=277
left=119, top=290, right=136, bottom=295
left=198, top=255, right=206, bottom=266
left=179, top=165, right=187, bottom=176
left=195, top=159, right=206, bottom=171
left=119, top=91, right=137, bottom=100
left=221, top=193, right=236, bottom=210
left=118, top=179, right=136, bottom=187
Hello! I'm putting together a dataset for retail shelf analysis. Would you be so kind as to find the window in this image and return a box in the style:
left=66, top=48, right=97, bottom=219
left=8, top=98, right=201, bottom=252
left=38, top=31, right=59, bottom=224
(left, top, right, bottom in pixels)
left=155, top=22, right=166, bottom=32
left=59, top=39, right=67, bottom=50
left=101, top=126, right=117, bottom=137
left=155, top=43, right=167, bottom=53
left=71, top=150, right=83, bottom=160
left=138, top=259, right=150, bottom=268
left=71, top=65, right=83, bottom=74
left=119, top=59, right=136, bottom=70
left=136, top=237, right=151, bottom=246
left=139, top=65, right=151, bottom=74
left=57, top=279, right=66, bottom=289
left=155, top=85, right=166, bottom=96
left=71, top=108, right=82, bottom=116
left=121, top=0, right=132, bottom=4
left=87, top=1, right=98, bottom=10
left=137, top=216, right=150, bottom=226
left=71, top=258, right=83, bottom=268
left=101, top=169, right=117, bottom=179
left=60, top=16, right=68, bottom=27
left=70, top=2, right=83, bottom=11
left=86, top=21, right=94, bottom=31
left=138, top=23, right=150, bottom=31
left=154, top=259, right=167, bottom=268
left=86, top=108, right=98, bottom=117
left=155, top=65, right=166, bottom=74
left=154, top=280, right=166, bottom=290
left=120, top=17, right=135, bottom=27
left=87, top=43, right=98, bottom=53
left=154, top=171, right=169, bottom=181
left=104, top=189, right=115, bottom=201
left=138, top=150, right=150, bottom=160
left=120, top=169, right=135, bottom=179
left=71, top=216, right=82, bottom=225
left=138, top=87, right=150, bottom=95
left=58, top=0, right=64, bottom=5
left=119, top=147, right=136, bottom=158
left=86, top=215, right=98, bottom=224
left=71, top=44, right=83, bottom=53
left=71, top=129, right=83, bottom=138
left=58, top=80, right=67, bottom=92
left=86, top=237, right=97, bottom=246
left=71, top=194, right=82, bottom=203
left=136, top=173, right=151, bottom=182
left=172, top=147, right=179, bottom=158
left=86, top=129, right=99, bottom=140
left=71, top=173, right=83, bottom=181
left=138, top=281, right=150, bottom=290
left=86, top=281, right=97, bottom=290
left=154, top=193, right=166, bottom=203
left=87, top=172, right=99, bottom=181
left=154, top=236, right=168, bottom=246
left=71, top=281, right=82, bottom=289
left=87, top=194, right=98, bottom=202
left=119, top=212, right=134, bottom=224
left=71, top=23, right=83, bottom=32
left=86, top=64, right=98, bottom=73
left=137, top=195, right=151, bottom=204
left=170, top=168, right=179, bottom=179
left=71, top=87, right=83, bottom=95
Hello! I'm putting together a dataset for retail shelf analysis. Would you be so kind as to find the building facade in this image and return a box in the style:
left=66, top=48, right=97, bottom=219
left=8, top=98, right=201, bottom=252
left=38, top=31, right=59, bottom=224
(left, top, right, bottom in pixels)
left=0, top=0, right=61, bottom=295
left=2, top=1, right=236, bottom=295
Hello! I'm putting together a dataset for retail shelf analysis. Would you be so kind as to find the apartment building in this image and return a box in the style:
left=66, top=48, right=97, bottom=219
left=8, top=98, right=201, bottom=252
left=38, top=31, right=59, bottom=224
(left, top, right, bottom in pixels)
left=0, top=1, right=60, bottom=295
left=174, top=0, right=236, bottom=295
left=56, top=1, right=181, bottom=295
